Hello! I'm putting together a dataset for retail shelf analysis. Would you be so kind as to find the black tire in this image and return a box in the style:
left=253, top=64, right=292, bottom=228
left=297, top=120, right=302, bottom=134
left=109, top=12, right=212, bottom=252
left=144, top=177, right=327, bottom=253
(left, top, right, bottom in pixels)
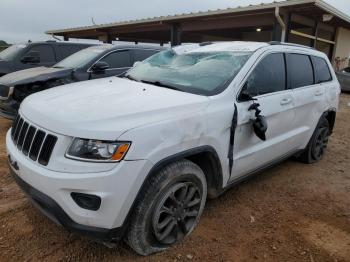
left=298, top=116, right=330, bottom=164
left=125, top=159, right=207, bottom=256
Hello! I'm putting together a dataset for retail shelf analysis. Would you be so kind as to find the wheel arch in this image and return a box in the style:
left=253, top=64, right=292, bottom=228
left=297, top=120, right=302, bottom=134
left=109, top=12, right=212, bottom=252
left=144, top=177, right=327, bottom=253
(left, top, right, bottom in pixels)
left=121, top=146, right=223, bottom=239
left=323, top=108, right=336, bottom=134
left=138, top=146, right=223, bottom=204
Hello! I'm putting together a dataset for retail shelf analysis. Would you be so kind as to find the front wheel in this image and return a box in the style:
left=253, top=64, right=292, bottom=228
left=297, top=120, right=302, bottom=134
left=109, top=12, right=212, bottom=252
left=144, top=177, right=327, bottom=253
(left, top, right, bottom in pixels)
left=125, top=159, right=207, bottom=255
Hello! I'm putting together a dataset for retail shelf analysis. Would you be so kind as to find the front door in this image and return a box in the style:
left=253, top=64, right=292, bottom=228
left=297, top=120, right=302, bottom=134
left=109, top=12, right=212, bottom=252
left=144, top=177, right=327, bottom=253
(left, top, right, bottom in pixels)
left=231, top=52, right=297, bottom=180
left=91, top=50, right=132, bottom=79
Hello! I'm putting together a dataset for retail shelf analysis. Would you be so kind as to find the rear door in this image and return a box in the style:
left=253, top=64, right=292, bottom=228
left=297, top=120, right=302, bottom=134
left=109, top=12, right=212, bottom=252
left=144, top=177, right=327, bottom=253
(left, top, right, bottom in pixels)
left=232, top=52, right=297, bottom=179
left=288, top=53, right=327, bottom=148
left=55, top=44, right=86, bottom=61
left=132, top=49, right=159, bottom=63
left=90, top=50, right=133, bottom=79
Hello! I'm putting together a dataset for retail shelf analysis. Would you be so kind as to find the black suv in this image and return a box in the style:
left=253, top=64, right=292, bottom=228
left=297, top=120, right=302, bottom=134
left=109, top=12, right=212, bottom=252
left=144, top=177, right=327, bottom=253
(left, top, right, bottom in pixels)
left=0, top=44, right=163, bottom=119
left=0, top=41, right=93, bottom=77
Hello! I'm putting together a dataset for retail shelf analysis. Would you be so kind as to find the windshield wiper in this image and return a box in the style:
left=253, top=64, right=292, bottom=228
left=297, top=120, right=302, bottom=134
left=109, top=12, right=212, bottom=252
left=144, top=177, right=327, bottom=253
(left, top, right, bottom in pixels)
left=140, top=79, right=183, bottom=91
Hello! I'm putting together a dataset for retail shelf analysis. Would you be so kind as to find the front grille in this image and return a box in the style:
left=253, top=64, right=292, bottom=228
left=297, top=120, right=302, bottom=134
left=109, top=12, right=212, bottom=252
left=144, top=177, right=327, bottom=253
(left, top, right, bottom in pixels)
left=0, top=84, right=10, bottom=98
left=11, top=115, right=57, bottom=166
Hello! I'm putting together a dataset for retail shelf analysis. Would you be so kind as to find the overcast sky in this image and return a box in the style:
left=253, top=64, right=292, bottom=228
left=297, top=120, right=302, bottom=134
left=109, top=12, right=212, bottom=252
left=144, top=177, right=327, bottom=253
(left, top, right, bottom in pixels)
left=1, top=0, right=349, bottom=44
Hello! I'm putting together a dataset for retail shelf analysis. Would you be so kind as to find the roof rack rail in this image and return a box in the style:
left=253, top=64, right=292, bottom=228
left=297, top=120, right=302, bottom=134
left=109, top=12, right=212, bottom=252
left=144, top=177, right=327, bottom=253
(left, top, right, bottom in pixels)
left=269, top=41, right=315, bottom=50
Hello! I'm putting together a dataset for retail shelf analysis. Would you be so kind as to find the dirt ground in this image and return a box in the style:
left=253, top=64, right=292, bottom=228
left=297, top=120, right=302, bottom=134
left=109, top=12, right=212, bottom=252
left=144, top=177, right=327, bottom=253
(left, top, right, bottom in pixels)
left=0, top=94, right=349, bottom=262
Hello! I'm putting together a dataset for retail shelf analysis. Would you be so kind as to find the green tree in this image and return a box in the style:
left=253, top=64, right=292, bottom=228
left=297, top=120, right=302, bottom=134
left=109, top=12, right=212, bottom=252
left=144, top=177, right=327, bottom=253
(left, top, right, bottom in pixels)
left=0, top=40, right=8, bottom=46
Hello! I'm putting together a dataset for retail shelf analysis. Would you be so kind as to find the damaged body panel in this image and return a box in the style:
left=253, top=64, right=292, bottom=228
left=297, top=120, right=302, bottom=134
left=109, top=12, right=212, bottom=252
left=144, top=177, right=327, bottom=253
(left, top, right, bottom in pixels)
left=0, top=67, right=77, bottom=119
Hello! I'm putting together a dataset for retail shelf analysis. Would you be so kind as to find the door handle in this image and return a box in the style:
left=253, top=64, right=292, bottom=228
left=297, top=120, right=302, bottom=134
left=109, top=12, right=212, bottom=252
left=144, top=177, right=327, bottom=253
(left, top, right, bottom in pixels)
left=280, top=98, right=292, bottom=106
left=314, top=91, right=324, bottom=96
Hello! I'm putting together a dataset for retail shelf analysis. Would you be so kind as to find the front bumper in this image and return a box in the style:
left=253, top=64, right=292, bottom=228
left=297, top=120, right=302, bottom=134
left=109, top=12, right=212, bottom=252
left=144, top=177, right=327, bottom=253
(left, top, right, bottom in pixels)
left=6, top=129, right=154, bottom=241
left=10, top=167, right=124, bottom=241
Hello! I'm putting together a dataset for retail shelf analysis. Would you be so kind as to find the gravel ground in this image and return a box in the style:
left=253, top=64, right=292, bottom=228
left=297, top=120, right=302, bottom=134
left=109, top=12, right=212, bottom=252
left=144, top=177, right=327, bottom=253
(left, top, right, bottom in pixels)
left=0, top=94, right=349, bottom=262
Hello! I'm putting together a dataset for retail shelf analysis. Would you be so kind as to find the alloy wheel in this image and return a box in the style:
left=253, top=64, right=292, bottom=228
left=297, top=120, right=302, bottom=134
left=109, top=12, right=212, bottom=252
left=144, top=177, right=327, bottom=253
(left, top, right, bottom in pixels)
left=152, top=182, right=202, bottom=245
left=312, top=127, right=329, bottom=160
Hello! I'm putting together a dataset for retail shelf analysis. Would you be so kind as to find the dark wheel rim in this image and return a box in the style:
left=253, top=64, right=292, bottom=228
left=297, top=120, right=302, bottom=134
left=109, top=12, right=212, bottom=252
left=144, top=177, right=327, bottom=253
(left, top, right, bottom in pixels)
left=312, top=127, right=329, bottom=160
left=152, top=182, right=202, bottom=245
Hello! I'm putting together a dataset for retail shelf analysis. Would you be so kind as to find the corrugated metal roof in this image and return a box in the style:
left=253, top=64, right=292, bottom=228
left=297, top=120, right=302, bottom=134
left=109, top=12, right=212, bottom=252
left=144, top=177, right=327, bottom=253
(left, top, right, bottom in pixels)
left=46, top=0, right=350, bottom=35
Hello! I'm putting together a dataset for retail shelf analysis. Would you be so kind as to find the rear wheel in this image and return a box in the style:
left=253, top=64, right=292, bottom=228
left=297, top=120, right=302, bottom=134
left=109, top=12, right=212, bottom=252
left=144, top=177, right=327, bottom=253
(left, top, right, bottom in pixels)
left=298, top=116, right=330, bottom=164
left=125, top=159, right=207, bottom=255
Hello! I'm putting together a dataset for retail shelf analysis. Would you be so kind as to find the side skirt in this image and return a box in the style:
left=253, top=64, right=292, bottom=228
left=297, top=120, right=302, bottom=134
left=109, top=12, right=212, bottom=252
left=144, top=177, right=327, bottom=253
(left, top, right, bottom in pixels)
left=219, top=149, right=303, bottom=195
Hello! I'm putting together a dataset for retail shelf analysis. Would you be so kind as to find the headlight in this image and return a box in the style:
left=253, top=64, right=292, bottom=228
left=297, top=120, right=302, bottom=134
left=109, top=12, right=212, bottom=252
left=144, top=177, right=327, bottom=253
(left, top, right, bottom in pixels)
left=66, top=138, right=131, bottom=162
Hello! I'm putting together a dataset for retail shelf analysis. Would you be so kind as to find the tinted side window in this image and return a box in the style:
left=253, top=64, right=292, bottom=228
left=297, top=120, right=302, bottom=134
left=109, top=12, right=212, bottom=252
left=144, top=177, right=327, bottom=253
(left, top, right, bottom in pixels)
left=312, top=56, right=332, bottom=83
left=287, top=54, right=314, bottom=88
left=133, top=49, right=158, bottom=62
left=245, top=53, right=286, bottom=96
left=27, top=45, right=56, bottom=63
left=100, top=50, right=132, bottom=68
left=59, top=45, right=85, bottom=59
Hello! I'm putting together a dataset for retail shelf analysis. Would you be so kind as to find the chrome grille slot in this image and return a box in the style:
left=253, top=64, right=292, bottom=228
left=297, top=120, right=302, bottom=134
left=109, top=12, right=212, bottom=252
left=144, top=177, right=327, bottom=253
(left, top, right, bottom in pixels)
left=22, top=126, right=36, bottom=156
left=17, top=122, right=29, bottom=150
left=11, top=114, right=57, bottom=166
left=11, top=115, right=20, bottom=138
left=38, top=135, right=58, bottom=166
left=29, top=130, right=45, bottom=161
left=13, top=118, right=24, bottom=144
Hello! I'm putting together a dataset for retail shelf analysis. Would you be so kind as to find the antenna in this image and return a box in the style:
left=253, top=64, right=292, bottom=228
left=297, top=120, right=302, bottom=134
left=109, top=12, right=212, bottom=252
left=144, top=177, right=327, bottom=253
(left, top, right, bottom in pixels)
left=91, top=17, right=97, bottom=25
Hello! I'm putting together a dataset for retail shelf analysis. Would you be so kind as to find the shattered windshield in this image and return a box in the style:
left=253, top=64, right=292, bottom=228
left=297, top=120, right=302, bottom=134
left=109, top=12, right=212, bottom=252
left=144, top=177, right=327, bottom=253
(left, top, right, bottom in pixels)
left=0, top=44, right=26, bottom=61
left=126, top=49, right=252, bottom=95
left=54, top=48, right=104, bottom=69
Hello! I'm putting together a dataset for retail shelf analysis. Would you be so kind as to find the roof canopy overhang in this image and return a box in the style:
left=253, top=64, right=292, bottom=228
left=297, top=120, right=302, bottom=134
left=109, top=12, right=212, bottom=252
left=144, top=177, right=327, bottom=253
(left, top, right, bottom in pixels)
left=46, top=0, right=350, bottom=43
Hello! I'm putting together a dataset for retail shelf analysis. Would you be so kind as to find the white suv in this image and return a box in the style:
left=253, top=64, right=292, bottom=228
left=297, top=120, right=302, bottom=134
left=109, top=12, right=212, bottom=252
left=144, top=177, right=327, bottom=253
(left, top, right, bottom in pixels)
left=7, top=42, right=340, bottom=255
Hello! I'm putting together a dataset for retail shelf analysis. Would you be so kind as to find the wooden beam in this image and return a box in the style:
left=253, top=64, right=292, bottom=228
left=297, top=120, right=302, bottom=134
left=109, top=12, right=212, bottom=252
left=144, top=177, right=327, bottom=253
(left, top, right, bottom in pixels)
left=181, top=13, right=274, bottom=31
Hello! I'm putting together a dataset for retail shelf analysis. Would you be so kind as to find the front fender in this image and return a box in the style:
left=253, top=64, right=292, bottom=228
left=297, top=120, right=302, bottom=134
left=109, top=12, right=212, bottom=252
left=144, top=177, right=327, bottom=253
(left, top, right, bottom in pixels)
left=118, top=111, right=210, bottom=164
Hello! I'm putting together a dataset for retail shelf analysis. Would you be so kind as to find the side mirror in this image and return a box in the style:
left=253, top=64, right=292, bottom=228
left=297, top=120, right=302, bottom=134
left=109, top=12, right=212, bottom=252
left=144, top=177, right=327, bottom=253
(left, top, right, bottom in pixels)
left=239, top=83, right=258, bottom=102
left=239, top=90, right=255, bottom=102
left=252, top=115, right=268, bottom=141
left=91, top=61, right=109, bottom=73
left=21, top=51, right=40, bottom=64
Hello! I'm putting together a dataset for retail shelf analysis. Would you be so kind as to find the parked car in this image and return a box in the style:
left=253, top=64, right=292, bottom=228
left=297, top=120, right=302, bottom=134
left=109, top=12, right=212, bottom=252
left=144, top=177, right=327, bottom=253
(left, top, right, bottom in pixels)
left=0, top=41, right=93, bottom=77
left=0, top=44, right=163, bottom=119
left=7, top=42, right=340, bottom=255
left=336, top=67, right=350, bottom=92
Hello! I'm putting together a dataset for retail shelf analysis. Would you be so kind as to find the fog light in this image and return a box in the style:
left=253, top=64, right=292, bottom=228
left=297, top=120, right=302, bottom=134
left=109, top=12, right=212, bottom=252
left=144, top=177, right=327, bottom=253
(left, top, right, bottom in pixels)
left=71, top=192, right=101, bottom=211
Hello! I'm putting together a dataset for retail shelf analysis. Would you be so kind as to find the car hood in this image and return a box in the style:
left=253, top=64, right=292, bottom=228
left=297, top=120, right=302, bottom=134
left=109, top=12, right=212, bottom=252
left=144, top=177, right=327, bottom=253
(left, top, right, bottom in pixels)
left=21, top=77, right=210, bottom=140
left=0, top=66, right=73, bottom=86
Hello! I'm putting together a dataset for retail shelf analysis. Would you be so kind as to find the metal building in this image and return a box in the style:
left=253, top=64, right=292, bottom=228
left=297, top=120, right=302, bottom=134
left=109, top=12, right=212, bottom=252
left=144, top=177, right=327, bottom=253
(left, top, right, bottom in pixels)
left=46, top=0, right=350, bottom=69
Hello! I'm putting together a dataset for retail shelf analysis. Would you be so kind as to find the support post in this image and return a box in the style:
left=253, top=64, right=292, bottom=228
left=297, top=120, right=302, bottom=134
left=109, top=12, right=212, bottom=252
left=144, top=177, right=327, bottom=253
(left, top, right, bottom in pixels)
left=170, top=24, right=182, bottom=46
left=312, top=21, right=319, bottom=48
left=273, top=7, right=287, bottom=42
left=98, top=34, right=113, bottom=44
